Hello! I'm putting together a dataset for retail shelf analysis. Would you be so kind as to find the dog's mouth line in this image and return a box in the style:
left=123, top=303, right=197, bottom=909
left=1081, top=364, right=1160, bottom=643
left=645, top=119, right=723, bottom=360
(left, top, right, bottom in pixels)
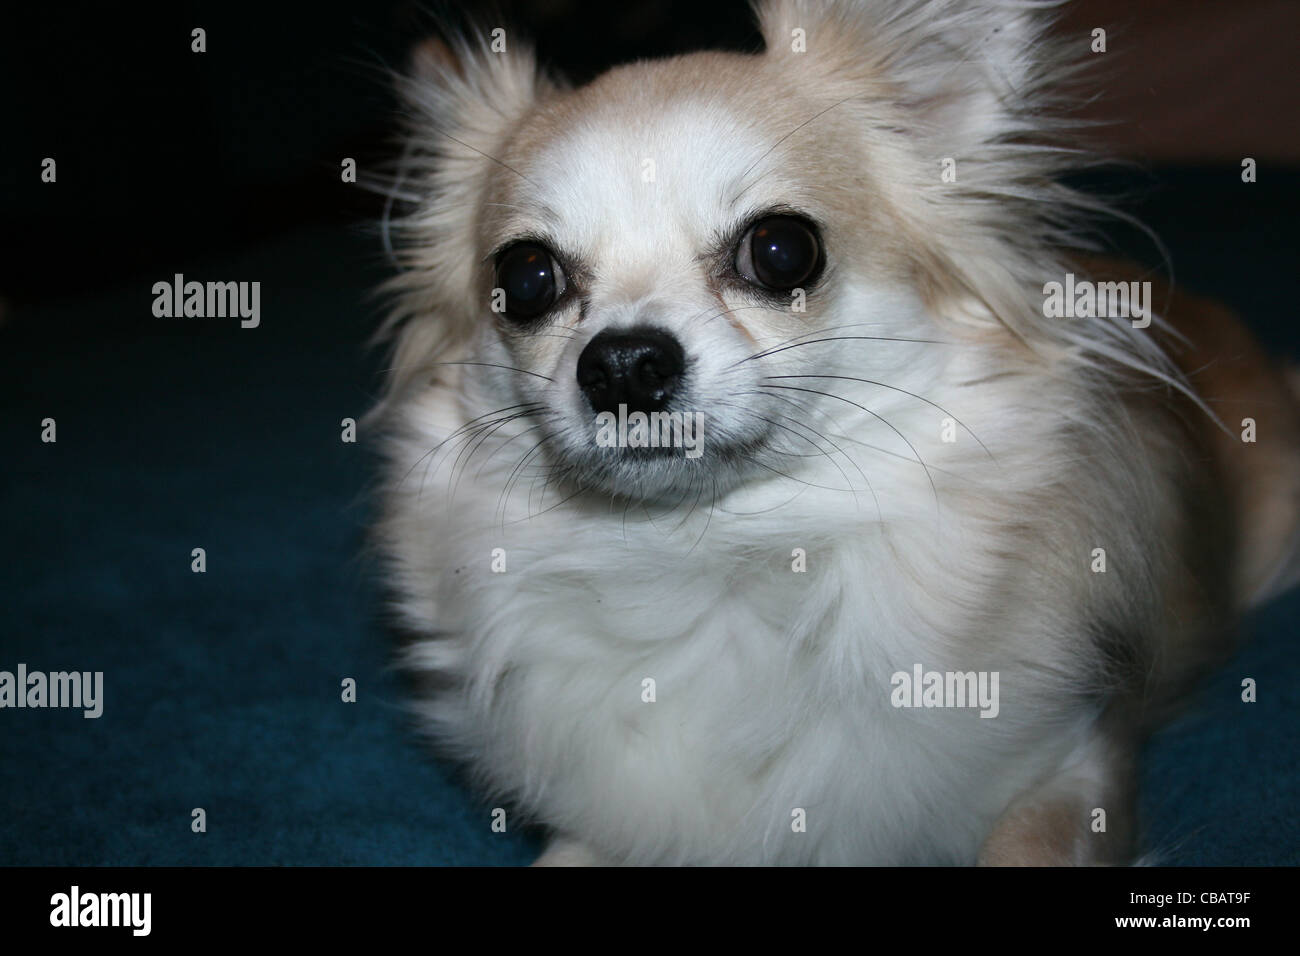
left=547, top=432, right=776, bottom=484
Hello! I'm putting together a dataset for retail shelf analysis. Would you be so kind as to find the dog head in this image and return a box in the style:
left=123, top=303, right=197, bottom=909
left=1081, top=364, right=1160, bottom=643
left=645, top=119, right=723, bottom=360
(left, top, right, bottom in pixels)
left=379, top=0, right=1093, bottom=502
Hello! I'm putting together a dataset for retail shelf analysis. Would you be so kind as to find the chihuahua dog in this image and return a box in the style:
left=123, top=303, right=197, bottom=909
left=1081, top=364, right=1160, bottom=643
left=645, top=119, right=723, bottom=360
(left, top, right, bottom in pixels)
left=369, top=0, right=1300, bottom=864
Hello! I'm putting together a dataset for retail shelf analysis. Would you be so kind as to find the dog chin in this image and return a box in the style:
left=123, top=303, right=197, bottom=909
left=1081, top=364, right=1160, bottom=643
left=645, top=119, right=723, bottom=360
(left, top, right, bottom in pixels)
left=553, top=441, right=754, bottom=502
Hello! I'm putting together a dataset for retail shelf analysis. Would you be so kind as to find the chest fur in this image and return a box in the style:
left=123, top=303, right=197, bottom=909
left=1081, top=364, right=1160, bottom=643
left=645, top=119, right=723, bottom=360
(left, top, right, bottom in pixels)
left=405, top=486, right=1084, bottom=863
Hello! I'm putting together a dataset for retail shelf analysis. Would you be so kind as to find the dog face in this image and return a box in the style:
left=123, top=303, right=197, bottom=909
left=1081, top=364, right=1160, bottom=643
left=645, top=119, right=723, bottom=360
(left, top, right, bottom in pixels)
left=383, top=1, right=1082, bottom=503
left=474, top=54, right=949, bottom=500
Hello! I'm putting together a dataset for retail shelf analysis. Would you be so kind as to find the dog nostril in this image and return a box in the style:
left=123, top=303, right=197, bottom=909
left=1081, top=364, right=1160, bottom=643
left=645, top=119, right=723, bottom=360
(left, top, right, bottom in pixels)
left=577, top=327, right=685, bottom=416
left=637, top=356, right=669, bottom=385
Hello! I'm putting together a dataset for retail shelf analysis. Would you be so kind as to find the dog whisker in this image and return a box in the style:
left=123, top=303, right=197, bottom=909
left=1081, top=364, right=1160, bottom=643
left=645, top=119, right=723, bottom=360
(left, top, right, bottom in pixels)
left=379, top=359, right=555, bottom=383
left=729, top=333, right=953, bottom=370
left=731, top=94, right=862, bottom=203
left=763, top=373, right=998, bottom=466
left=760, top=382, right=942, bottom=517
left=397, top=402, right=544, bottom=494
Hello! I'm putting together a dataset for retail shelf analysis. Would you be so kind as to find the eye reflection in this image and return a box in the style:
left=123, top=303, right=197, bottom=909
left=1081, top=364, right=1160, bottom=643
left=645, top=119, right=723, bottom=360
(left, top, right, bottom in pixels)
left=496, top=242, right=563, bottom=320
left=736, top=215, right=822, bottom=291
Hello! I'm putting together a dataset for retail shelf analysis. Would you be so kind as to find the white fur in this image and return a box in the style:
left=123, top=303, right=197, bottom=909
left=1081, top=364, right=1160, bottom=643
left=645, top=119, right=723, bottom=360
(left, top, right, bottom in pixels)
left=370, top=1, right=1246, bottom=864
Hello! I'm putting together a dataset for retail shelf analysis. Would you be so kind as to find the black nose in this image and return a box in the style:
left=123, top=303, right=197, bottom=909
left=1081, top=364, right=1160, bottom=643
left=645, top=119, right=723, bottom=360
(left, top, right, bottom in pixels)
left=576, top=327, right=685, bottom=416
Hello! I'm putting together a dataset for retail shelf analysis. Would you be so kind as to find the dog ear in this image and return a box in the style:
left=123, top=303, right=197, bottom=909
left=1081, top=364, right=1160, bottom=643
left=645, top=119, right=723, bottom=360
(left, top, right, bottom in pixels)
left=370, top=27, right=554, bottom=407
left=396, top=26, right=551, bottom=205
left=755, top=0, right=1059, bottom=151
left=391, top=24, right=552, bottom=261
left=409, top=35, right=464, bottom=80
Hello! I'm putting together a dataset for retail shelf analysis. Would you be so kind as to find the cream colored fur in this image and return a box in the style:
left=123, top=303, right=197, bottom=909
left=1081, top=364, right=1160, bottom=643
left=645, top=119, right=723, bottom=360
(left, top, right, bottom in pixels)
left=368, top=0, right=1297, bottom=865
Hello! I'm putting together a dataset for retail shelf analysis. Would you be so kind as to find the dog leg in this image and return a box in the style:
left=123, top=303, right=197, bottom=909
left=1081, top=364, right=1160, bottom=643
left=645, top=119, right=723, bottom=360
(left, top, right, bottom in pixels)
left=978, top=731, right=1136, bottom=866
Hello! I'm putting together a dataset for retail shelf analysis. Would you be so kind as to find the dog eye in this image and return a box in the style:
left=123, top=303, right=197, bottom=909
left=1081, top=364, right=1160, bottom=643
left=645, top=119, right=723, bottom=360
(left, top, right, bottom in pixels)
left=495, top=242, right=565, bottom=320
left=735, top=215, right=822, bottom=292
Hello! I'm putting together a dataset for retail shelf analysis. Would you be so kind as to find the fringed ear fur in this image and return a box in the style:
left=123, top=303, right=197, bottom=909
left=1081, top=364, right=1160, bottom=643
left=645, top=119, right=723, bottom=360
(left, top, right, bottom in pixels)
left=756, top=0, right=1063, bottom=151
left=369, top=26, right=553, bottom=414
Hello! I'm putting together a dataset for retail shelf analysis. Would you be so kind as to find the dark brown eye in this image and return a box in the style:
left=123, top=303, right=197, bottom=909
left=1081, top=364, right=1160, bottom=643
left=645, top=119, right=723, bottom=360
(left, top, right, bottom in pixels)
left=736, top=215, right=822, bottom=291
left=495, top=242, right=564, bottom=320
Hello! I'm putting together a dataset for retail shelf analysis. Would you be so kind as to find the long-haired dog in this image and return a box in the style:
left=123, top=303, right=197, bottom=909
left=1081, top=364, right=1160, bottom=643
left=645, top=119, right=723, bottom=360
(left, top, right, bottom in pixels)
left=368, top=0, right=1300, bottom=864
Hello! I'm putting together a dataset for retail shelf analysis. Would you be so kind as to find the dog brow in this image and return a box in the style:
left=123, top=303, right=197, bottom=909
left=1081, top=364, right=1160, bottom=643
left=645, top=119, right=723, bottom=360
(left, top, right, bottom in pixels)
left=730, top=94, right=861, bottom=205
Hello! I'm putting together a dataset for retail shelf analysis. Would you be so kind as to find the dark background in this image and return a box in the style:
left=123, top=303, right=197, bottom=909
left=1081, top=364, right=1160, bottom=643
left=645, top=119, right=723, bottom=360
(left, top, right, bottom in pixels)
left=0, top=0, right=767, bottom=307
left=1, top=1, right=1297, bottom=865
